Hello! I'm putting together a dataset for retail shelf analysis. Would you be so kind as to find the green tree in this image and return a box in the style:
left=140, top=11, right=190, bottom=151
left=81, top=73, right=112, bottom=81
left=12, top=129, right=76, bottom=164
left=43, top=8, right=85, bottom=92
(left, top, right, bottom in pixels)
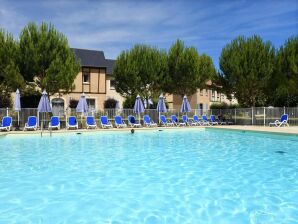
left=268, top=36, right=298, bottom=106
left=0, top=29, right=24, bottom=107
left=18, top=22, right=80, bottom=96
left=113, top=44, right=168, bottom=100
left=165, top=39, right=214, bottom=97
left=104, top=98, right=118, bottom=109
left=218, top=35, right=275, bottom=107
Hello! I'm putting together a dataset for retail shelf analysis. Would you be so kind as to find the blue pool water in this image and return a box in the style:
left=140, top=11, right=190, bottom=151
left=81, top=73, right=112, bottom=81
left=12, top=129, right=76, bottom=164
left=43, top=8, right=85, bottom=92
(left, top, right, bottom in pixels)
left=0, top=129, right=297, bottom=223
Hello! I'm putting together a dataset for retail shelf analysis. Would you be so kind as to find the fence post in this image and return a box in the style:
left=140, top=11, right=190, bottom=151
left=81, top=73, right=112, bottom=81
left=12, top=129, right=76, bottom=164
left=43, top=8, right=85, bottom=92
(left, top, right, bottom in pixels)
left=6, top=107, right=8, bottom=117
left=234, top=108, right=236, bottom=124
left=251, top=107, right=254, bottom=125
left=284, top=106, right=286, bottom=115
left=263, top=107, right=266, bottom=126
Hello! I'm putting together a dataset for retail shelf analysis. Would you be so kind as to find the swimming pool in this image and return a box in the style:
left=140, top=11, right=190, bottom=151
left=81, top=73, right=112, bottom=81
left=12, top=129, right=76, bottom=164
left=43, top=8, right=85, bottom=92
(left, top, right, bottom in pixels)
left=0, top=129, right=297, bottom=223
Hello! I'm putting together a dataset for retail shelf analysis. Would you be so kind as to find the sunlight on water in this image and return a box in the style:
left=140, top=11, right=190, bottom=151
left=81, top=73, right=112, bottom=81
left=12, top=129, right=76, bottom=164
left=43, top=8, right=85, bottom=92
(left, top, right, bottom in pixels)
left=0, top=129, right=297, bottom=223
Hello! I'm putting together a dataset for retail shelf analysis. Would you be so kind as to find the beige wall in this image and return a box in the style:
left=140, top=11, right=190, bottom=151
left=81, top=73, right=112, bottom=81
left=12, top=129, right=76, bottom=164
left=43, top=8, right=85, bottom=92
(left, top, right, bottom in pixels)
left=90, top=68, right=99, bottom=92
left=47, top=71, right=238, bottom=112
left=73, top=71, right=82, bottom=92
left=106, top=76, right=125, bottom=108
left=166, top=88, right=237, bottom=111
left=54, top=66, right=110, bottom=111
left=49, top=92, right=106, bottom=111
left=72, top=67, right=106, bottom=94
left=99, top=68, right=106, bottom=93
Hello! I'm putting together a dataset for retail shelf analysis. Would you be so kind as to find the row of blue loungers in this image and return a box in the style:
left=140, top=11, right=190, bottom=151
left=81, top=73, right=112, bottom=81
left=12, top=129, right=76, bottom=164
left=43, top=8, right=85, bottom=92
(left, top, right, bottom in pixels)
left=0, top=114, right=231, bottom=131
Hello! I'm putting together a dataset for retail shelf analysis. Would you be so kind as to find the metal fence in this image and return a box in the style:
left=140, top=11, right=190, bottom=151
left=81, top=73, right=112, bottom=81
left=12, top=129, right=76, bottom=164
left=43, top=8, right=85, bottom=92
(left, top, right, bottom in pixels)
left=0, top=107, right=297, bottom=129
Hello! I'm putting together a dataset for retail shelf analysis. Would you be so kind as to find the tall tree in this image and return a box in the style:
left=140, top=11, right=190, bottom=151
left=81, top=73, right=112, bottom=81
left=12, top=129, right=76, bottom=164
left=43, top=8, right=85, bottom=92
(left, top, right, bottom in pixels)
left=0, top=29, right=24, bottom=107
left=165, top=39, right=214, bottom=97
left=218, top=35, right=275, bottom=107
left=268, top=36, right=298, bottom=106
left=19, top=22, right=80, bottom=96
left=113, top=44, right=168, bottom=100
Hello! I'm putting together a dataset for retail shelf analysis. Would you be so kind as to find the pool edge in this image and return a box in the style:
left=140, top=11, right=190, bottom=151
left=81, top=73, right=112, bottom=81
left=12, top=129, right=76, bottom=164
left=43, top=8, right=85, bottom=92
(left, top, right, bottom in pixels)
left=206, top=126, right=298, bottom=137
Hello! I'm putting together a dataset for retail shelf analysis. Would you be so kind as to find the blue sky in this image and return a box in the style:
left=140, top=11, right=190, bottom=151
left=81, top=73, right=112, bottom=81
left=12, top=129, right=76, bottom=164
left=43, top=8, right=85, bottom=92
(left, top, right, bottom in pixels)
left=0, top=0, right=297, bottom=68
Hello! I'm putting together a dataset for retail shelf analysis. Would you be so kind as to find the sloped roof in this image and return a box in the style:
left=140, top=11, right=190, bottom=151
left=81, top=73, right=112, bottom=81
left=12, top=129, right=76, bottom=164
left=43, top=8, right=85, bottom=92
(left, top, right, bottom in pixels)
left=72, top=48, right=115, bottom=75
left=72, top=48, right=106, bottom=68
left=105, top=59, right=115, bottom=75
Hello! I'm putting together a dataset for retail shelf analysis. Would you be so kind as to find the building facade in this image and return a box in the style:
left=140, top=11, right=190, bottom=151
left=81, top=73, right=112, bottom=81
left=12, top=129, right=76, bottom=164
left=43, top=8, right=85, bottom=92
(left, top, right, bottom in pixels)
left=49, top=48, right=123, bottom=115
left=48, top=48, right=236, bottom=115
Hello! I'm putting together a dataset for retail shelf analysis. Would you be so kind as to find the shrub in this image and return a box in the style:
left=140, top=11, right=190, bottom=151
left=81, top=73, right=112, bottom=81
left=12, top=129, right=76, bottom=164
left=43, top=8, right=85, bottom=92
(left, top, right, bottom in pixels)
left=0, top=94, right=12, bottom=108
left=123, top=96, right=136, bottom=109
left=210, top=102, right=239, bottom=109
left=104, top=98, right=117, bottom=109
left=21, top=88, right=41, bottom=108
left=69, top=99, right=78, bottom=109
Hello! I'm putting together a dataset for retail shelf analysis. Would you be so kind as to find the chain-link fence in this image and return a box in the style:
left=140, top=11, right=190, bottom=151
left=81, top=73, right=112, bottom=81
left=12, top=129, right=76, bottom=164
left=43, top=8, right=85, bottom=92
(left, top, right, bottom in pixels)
left=0, top=107, right=297, bottom=130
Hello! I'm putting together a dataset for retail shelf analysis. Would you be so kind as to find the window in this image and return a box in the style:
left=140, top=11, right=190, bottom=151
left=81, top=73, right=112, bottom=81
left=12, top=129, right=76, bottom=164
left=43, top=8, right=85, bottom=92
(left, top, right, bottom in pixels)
left=86, top=99, right=95, bottom=111
left=83, top=72, right=90, bottom=83
left=198, top=103, right=203, bottom=115
left=110, top=80, right=116, bottom=89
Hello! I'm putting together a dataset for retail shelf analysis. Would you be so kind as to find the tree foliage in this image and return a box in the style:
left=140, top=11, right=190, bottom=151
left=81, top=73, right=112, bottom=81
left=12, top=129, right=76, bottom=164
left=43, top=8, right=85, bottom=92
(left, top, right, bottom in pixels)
left=123, top=95, right=137, bottom=109
left=0, top=29, right=24, bottom=107
left=19, top=22, right=80, bottom=95
left=113, top=44, right=168, bottom=100
left=165, top=39, right=214, bottom=97
left=104, top=98, right=118, bottom=109
left=267, top=36, right=298, bottom=106
left=218, top=35, right=275, bottom=107
left=69, top=99, right=79, bottom=109
left=209, top=102, right=240, bottom=109
left=20, top=86, right=42, bottom=108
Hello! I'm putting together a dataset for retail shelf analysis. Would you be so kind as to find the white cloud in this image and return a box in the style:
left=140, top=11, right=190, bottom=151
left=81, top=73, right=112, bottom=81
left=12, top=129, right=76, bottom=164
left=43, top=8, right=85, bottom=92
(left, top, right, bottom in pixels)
left=0, top=0, right=297, bottom=65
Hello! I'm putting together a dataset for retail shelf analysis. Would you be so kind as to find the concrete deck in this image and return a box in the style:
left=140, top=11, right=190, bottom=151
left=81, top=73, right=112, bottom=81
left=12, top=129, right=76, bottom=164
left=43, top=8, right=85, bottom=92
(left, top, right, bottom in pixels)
left=0, top=125, right=297, bottom=136
left=0, top=126, right=204, bottom=136
left=206, top=125, right=298, bottom=136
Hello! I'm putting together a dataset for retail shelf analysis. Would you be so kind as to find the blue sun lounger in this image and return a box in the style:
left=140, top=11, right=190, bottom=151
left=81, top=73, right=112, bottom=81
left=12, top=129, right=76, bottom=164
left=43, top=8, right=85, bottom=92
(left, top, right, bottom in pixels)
left=24, top=116, right=38, bottom=131
left=49, top=116, right=60, bottom=130
left=210, top=115, right=219, bottom=125
left=143, top=115, right=157, bottom=127
left=201, top=115, right=210, bottom=126
left=100, top=116, right=113, bottom=128
left=217, top=115, right=227, bottom=125
left=114, top=115, right=127, bottom=128
left=160, top=115, right=174, bottom=126
left=193, top=115, right=202, bottom=126
left=269, top=114, right=289, bottom=127
left=171, top=115, right=186, bottom=126
left=67, top=116, right=78, bottom=129
left=182, top=115, right=196, bottom=126
left=0, top=116, right=12, bottom=131
left=86, top=116, right=97, bottom=129
left=128, top=115, right=142, bottom=128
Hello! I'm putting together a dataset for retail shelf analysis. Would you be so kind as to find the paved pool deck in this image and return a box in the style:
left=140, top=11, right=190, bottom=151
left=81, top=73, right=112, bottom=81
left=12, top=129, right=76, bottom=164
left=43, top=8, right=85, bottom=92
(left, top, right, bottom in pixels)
left=206, top=125, right=298, bottom=135
left=0, top=125, right=297, bottom=136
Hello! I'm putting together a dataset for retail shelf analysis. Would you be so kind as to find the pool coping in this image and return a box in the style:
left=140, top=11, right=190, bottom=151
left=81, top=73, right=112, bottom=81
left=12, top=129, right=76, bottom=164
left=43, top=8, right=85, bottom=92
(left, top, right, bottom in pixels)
left=0, top=126, right=205, bottom=136
left=1, top=125, right=298, bottom=137
left=206, top=125, right=298, bottom=136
